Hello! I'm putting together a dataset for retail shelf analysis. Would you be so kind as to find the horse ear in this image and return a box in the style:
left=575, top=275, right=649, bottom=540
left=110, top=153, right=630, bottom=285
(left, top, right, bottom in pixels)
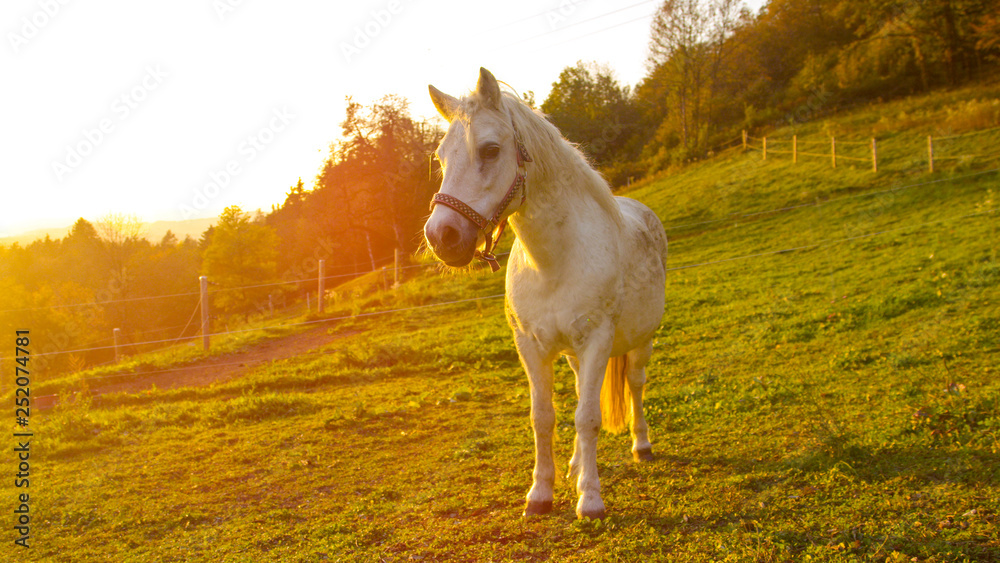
left=476, top=67, right=501, bottom=111
left=429, top=85, right=459, bottom=123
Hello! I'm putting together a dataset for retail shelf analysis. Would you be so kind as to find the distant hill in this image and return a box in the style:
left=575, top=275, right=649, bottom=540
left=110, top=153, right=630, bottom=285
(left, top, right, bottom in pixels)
left=0, top=217, right=217, bottom=247
left=143, top=217, right=217, bottom=244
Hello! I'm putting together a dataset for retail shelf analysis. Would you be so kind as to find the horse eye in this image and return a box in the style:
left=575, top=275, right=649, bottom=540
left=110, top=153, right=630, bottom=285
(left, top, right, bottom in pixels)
left=479, top=144, right=501, bottom=161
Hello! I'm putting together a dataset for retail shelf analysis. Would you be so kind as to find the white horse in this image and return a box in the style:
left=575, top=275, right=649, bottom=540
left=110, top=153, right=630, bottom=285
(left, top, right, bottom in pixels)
left=424, top=68, right=667, bottom=519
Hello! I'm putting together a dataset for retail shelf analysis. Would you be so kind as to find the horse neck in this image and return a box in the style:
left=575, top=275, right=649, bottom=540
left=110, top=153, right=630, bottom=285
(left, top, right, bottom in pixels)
left=507, top=154, right=619, bottom=272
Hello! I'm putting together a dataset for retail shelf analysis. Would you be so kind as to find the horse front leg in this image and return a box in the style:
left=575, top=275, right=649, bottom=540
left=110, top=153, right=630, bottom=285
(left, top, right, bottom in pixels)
left=568, top=339, right=613, bottom=520
left=516, top=334, right=557, bottom=516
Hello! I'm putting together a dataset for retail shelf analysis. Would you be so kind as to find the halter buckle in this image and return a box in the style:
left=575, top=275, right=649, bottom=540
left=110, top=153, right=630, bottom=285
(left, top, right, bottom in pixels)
left=476, top=250, right=501, bottom=272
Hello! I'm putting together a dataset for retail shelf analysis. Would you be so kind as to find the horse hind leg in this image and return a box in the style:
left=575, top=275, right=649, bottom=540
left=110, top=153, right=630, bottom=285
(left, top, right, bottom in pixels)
left=627, top=340, right=655, bottom=462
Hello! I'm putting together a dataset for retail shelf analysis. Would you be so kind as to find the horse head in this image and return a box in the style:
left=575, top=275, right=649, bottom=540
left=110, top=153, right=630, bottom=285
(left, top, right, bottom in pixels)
left=424, top=68, right=530, bottom=269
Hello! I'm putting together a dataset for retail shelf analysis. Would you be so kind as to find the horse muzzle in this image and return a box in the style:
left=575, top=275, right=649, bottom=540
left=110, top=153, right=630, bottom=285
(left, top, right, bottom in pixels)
left=424, top=208, right=479, bottom=267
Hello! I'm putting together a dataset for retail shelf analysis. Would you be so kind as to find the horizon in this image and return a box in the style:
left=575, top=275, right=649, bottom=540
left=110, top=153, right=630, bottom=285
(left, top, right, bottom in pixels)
left=0, top=215, right=219, bottom=247
left=3, top=0, right=764, bottom=238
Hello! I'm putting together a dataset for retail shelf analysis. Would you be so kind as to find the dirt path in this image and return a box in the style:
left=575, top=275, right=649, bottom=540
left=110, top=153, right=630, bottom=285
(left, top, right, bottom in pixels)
left=41, top=324, right=354, bottom=408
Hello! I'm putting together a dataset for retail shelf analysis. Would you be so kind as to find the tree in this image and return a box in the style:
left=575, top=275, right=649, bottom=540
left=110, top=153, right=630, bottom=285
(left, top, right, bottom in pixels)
left=62, top=218, right=104, bottom=290
left=94, top=213, right=146, bottom=332
left=94, top=213, right=145, bottom=283
left=649, top=0, right=709, bottom=150
left=283, top=178, right=306, bottom=212
left=541, top=61, right=640, bottom=170
left=202, top=206, right=279, bottom=319
left=645, top=0, right=750, bottom=158
left=95, top=213, right=145, bottom=249
left=159, top=230, right=178, bottom=248
left=973, top=10, right=1000, bottom=60
left=269, top=95, right=442, bottom=286
left=198, top=225, right=215, bottom=254
left=337, top=94, right=442, bottom=254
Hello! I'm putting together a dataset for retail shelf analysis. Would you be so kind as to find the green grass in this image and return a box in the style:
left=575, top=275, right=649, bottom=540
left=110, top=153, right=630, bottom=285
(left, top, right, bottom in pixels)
left=7, top=84, right=1000, bottom=562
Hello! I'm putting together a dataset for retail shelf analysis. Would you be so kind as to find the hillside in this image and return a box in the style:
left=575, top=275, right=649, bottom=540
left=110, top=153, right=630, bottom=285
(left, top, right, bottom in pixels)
left=5, top=86, right=999, bottom=561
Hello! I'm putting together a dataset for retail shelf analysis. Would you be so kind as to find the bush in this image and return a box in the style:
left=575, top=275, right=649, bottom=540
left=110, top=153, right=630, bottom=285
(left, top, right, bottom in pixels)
left=940, top=98, right=1000, bottom=135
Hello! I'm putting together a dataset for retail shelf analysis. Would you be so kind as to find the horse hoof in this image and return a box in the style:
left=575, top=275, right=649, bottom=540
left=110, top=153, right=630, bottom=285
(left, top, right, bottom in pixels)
left=578, top=508, right=606, bottom=520
left=633, top=447, right=655, bottom=462
left=523, top=500, right=552, bottom=516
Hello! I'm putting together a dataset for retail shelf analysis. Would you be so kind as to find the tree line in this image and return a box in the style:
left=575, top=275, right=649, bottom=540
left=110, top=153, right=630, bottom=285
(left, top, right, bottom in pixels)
left=546, top=0, right=1000, bottom=184
left=3, top=0, right=998, bottom=376
left=0, top=94, right=443, bottom=375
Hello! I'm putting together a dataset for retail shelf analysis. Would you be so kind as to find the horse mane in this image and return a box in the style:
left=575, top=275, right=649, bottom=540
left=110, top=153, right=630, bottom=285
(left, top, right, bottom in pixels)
left=500, top=91, right=624, bottom=227
left=457, top=89, right=624, bottom=228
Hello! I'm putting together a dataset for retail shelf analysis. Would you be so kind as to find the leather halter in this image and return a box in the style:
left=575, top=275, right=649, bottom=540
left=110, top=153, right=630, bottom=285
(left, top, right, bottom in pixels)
left=430, top=126, right=532, bottom=272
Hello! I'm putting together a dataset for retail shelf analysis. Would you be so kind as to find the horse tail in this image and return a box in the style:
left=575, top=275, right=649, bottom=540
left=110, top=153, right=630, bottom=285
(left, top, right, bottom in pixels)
left=600, top=354, right=632, bottom=434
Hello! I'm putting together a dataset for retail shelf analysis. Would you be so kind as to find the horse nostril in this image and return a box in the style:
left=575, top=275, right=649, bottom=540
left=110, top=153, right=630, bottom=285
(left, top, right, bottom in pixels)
left=440, top=224, right=461, bottom=248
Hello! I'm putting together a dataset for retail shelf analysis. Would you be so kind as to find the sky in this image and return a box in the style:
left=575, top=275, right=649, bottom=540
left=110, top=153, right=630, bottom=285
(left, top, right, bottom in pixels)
left=2, top=0, right=765, bottom=237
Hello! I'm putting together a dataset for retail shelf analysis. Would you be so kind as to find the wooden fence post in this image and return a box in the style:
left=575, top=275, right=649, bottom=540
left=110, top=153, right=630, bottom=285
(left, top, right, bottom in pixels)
left=762, top=137, right=767, bottom=160
left=831, top=137, right=837, bottom=168
left=113, top=328, right=121, bottom=362
left=268, top=294, right=274, bottom=317
left=871, top=138, right=878, bottom=172
left=394, top=248, right=400, bottom=288
left=200, top=275, right=210, bottom=351
left=318, top=260, right=326, bottom=314
left=793, top=135, right=797, bottom=164
left=928, top=135, right=935, bottom=173
left=742, top=130, right=747, bottom=152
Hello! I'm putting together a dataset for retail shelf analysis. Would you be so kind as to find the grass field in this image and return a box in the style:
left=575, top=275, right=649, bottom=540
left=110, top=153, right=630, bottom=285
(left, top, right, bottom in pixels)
left=5, top=86, right=1000, bottom=561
